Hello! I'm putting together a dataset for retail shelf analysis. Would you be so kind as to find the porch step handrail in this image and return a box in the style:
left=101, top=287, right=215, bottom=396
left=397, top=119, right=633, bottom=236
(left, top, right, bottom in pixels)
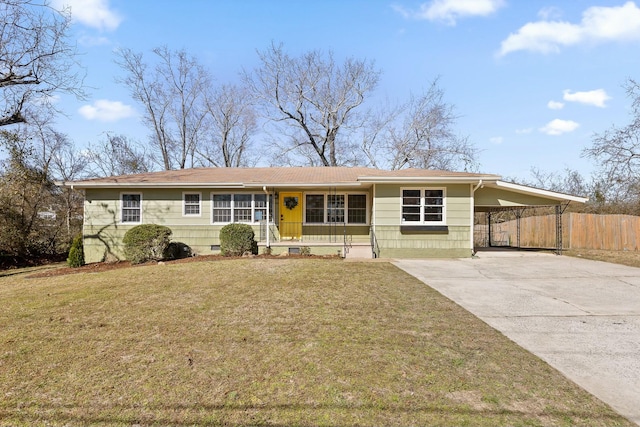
left=370, top=227, right=380, bottom=258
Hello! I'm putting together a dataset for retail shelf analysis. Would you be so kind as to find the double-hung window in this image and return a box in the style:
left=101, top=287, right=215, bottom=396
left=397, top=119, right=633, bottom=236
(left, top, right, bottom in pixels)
left=305, top=195, right=325, bottom=223
left=121, top=193, right=142, bottom=223
left=304, top=193, right=367, bottom=224
left=401, top=188, right=445, bottom=224
left=211, top=193, right=273, bottom=223
left=233, top=194, right=252, bottom=222
left=327, top=194, right=345, bottom=223
left=183, top=193, right=201, bottom=216
left=212, top=194, right=232, bottom=222
left=254, top=194, right=269, bottom=222
left=347, top=194, right=367, bottom=223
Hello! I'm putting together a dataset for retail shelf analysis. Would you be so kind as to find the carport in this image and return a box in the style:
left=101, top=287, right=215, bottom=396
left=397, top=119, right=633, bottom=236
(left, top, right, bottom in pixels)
left=473, top=181, right=588, bottom=254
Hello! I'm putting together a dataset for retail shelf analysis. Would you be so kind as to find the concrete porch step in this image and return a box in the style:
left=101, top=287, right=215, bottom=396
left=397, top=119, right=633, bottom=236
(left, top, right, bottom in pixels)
left=345, top=243, right=374, bottom=259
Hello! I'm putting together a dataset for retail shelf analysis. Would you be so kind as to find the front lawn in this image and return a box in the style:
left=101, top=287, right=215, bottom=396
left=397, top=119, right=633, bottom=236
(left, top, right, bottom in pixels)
left=0, top=259, right=631, bottom=426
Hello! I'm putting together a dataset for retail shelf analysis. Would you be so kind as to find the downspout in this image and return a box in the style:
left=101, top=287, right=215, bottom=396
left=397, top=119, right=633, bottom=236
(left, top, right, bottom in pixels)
left=263, top=186, right=270, bottom=249
left=471, top=180, right=483, bottom=256
left=372, top=183, right=377, bottom=258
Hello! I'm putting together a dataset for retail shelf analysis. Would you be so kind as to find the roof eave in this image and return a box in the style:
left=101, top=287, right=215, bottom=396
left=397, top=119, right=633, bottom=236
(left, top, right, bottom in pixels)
left=357, top=175, right=501, bottom=184
left=62, top=182, right=246, bottom=189
left=493, top=180, right=589, bottom=203
left=62, top=181, right=366, bottom=189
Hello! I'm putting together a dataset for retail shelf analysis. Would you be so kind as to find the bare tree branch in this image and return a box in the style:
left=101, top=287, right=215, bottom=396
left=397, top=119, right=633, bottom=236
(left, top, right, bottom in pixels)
left=582, top=78, right=640, bottom=206
left=115, top=46, right=210, bottom=170
left=197, top=83, right=257, bottom=167
left=245, top=43, right=380, bottom=166
left=0, top=0, right=85, bottom=127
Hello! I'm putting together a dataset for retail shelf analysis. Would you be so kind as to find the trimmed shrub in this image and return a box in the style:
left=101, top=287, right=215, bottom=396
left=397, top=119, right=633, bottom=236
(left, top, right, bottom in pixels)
left=123, top=224, right=172, bottom=264
left=66, top=234, right=85, bottom=268
left=220, top=223, right=257, bottom=256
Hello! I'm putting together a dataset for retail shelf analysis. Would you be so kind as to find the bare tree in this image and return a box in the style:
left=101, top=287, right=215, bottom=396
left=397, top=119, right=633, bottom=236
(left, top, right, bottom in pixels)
left=245, top=43, right=381, bottom=166
left=115, top=46, right=210, bottom=170
left=50, top=141, right=87, bottom=238
left=197, top=83, right=257, bottom=167
left=0, top=0, right=84, bottom=127
left=0, top=125, right=67, bottom=256
left=383, top=79, right=478, bottom=171
left=85, top=133, right=151, bottom=177
left=582, top=78, right=640, bottom=210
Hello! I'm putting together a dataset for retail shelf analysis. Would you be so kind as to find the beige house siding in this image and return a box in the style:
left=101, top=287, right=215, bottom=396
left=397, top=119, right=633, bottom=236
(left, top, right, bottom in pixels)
left=83, top=188, right=262, bottom=262
left=373, top=184, right=473, bottom=258
left=82, top=187, right=373, bottom=263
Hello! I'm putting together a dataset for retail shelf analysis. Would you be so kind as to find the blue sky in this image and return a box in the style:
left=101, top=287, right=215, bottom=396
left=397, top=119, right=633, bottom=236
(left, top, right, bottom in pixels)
left=51, top=0, right=640, bottom=179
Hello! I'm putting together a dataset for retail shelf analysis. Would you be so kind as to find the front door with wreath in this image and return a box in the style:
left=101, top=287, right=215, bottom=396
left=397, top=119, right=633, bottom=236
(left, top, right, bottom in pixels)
left=279, top=192, right=302, bottom=239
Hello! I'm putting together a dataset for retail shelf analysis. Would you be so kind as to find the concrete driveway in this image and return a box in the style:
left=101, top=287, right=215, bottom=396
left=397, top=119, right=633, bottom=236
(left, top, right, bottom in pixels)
left=394, top=250, right=640, bottom=426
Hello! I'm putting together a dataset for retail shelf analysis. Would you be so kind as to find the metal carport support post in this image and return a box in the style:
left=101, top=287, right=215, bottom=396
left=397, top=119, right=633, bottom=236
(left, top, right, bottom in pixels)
left=555, top=203, right=571, bottom=255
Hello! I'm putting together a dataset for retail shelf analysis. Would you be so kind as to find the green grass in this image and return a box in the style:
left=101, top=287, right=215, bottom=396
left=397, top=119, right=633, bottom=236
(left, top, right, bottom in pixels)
left=0, top=259, right=632, bottom=426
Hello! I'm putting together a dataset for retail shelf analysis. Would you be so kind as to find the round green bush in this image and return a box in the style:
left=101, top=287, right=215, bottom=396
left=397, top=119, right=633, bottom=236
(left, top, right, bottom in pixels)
left=123, top=224, right=172, bottom=264
left=219, top=223, right=257, bottom=256
left=66, top=234, right=85, bottom=268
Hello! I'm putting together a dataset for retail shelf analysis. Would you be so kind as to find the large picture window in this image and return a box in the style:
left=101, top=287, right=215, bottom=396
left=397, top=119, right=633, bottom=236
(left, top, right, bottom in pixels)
left=121, top=193, right=142, bottom=223
left=401, top=188, right=445, bottom=224
left=304, top=193, right=367, bottom=224
left=211, top=193, right=273, bottom=224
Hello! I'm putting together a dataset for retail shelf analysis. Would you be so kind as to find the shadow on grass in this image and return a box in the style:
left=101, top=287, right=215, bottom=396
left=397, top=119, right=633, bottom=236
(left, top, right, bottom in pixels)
left=1, top=401, right=629, bottom=427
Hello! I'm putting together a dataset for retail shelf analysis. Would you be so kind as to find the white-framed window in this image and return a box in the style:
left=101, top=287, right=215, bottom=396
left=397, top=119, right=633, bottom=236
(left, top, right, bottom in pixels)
left=121, top=193, right=142, bottom=224
left=401, top=188, right=445, bottom=224
left=304, top=193, right=368, bottom=224
left=211, top=193, right=273, bottom=224
left=183, top=192, right=201, bottom=216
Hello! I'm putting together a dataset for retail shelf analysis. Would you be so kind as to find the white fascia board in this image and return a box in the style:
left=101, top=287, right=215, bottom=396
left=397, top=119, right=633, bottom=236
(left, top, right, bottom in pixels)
left=63, top=182, right=366, bottom=190
left=494, top=180, right=588, bottom=203
left=357, top=175, right=501, bottom=184
left=245, top=182, right=363, bottom=188
left=65, top=182, right=246, bottom=189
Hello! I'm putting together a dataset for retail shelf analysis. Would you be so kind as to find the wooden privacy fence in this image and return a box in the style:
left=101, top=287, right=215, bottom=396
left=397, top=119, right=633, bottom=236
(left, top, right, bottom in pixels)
left=477, top=213, right=640, bottom=251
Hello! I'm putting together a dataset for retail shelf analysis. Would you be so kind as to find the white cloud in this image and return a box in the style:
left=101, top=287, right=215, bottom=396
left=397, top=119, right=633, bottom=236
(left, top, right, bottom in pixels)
left=563, top=89, right=611, bottom=107
left=516, top=128, right=533, bottom=134
left=498, top=1, right=640, bottom=56
left=547, top=100, right=565, bottom=110
left=53, top=0, right=122, bottom=31
left=79, top=100, right=136, bottom=122
left=393, top=0, right=505, bottom=25
left=539, top=119, right=579, bottom=135
left=78, top=34, right=111, bottom=47
left=490, top=136, right=503, bottom=144
left=537, top=6, right=562, bottom=21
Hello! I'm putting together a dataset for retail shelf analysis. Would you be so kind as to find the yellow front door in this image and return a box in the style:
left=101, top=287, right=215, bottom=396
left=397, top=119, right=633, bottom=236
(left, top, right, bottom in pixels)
left=279, top=192, right=303, bottom=239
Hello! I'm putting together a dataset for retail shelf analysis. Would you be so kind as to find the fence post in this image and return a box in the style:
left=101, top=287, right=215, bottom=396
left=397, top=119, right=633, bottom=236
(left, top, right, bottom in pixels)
left=555, top=205, right=562, bottom=255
